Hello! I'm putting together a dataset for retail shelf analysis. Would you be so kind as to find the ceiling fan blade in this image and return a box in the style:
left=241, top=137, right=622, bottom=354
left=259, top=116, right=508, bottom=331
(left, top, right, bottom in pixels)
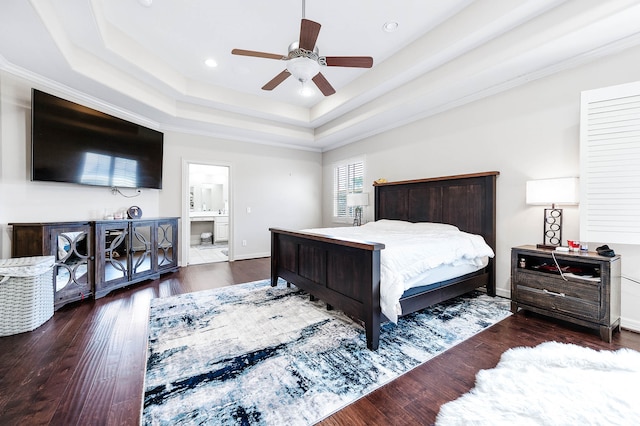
left=231, top=49, right=286, bottom=60
left=262, top=70, right=291, bottom=91
left=324, top=56, right=374, bottom=68
left=312, top=73, right=336, bottom=96
left=299, top=19, right=321, bottom=51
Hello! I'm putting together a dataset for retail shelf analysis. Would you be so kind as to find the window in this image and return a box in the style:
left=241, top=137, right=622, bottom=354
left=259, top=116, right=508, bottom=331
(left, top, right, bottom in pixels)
left=333, top=159, right=365, bottom=221
left=580, top=81, right=640, bottom=244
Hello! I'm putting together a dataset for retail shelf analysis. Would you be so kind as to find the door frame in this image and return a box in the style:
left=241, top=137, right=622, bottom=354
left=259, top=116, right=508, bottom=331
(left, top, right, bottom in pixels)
left=181, top=159, right=233, bottom=266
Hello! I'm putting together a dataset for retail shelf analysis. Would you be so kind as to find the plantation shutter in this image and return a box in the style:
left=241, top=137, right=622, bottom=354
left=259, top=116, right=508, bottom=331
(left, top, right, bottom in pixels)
left=333, top=160, right=364, bottom=220
left=580, top=81, right=640, bottom=244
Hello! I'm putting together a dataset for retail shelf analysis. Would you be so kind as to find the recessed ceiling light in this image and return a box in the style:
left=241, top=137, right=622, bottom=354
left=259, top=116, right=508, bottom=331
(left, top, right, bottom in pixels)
left=204, top=58, right=218, bottom=68
left=383, top=21, right=399, bottom=33
left=138, top=0, right=153, bottom=7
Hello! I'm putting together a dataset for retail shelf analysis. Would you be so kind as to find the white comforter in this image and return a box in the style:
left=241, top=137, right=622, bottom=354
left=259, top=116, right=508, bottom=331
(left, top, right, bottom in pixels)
left=304, top=220, right=494, bottom=323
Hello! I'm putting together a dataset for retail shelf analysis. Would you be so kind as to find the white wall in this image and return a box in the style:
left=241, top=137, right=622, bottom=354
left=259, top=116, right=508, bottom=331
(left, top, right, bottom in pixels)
left=0, top=72, right=323, bottom=264
left=160, top=131, right=322, bottom=262
left=322, top=44, right=640, bottom=331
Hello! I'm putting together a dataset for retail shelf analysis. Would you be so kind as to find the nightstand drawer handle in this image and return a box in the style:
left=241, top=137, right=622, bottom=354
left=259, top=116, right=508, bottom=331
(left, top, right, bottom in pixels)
left=543, top=289, right=565, bottom=297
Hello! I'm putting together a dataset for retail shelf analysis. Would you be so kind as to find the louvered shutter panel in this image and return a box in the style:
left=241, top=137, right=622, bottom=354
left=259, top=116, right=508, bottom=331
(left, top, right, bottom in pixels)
left=580, top=81, right=640, bottom=244
left=334, top=165, right=347, bottom=217
left=333, top=160, right=364, bottom=219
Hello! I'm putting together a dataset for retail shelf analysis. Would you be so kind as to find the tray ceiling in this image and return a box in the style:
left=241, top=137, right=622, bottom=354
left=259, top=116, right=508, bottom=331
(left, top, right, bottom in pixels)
left=2, top=0, right=640, bottom=151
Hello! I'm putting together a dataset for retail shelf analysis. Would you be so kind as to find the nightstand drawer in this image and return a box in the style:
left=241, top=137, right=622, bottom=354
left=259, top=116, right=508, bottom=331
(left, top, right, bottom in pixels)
left=516, top=284, right=599, bottom=321
left=515, top=270, right=600, bottom=302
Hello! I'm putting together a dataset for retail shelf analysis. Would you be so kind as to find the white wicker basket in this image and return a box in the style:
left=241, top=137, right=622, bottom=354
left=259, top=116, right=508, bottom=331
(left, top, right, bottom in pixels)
left=0, top=256, right=55, bottom=337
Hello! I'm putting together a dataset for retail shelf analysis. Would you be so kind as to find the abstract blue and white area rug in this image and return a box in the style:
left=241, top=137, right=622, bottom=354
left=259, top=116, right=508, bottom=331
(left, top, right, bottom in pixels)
left=142, top=279, right=511, bottom=425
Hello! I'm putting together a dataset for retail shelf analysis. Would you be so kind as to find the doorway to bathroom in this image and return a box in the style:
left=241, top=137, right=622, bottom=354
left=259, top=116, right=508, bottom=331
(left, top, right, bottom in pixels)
left=187, top=163, right=230, bottom=265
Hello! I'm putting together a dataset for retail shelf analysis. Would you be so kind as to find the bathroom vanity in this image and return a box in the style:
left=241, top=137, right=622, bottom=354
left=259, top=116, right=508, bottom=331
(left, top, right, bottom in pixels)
left=189, top=212, right=228, bottom=245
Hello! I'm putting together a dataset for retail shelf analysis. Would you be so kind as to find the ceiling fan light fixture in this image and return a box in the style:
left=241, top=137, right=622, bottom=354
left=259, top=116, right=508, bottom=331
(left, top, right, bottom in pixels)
left=298, top=81, right=315, bottom=97
left=286, top=56, right=320, bottom=83
left=232, top=15, right=371, bottom=96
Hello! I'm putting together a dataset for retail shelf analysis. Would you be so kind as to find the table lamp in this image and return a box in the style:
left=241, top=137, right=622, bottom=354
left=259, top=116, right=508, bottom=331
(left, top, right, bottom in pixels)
left=347, top=193, right=369, bottom=226
left=526, top=177, right=579, bottom=249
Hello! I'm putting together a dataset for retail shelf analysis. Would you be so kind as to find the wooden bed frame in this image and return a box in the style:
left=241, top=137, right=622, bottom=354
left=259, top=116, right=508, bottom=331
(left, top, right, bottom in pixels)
left=269, top=171, right=499, bottom=350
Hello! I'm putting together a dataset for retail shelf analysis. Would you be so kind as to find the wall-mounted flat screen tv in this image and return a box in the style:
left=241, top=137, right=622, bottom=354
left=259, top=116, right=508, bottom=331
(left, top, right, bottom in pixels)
left=31, top=89, right=163, bottom=189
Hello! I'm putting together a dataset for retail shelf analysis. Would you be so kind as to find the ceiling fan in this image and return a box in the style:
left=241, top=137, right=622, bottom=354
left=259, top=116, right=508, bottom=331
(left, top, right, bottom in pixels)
left=231, top=2, right=373, bottom=96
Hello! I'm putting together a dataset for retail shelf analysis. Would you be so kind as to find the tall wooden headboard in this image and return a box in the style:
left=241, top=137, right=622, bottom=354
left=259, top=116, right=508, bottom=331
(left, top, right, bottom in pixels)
left=374, top=171, right=499, bottom=287
left=374, top=171, right=498, bottom=246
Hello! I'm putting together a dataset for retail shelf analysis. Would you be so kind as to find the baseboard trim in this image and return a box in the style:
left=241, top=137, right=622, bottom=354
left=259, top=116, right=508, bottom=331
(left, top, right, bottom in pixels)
left=231, top=252, right=270, bottom=261
left=495, top=288, right=510, bottom=299
left=621, top=317, right=640, bottom=333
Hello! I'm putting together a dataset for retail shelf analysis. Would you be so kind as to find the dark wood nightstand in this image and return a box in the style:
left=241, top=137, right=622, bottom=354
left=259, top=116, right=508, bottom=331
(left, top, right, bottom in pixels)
left=511, top=245, right=621, bottom=342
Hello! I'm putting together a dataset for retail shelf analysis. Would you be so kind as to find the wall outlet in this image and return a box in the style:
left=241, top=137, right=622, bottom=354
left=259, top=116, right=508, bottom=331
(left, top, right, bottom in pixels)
left=246, top=207, right=251, bottom=214
left=242, top=239, right=247, bottom=246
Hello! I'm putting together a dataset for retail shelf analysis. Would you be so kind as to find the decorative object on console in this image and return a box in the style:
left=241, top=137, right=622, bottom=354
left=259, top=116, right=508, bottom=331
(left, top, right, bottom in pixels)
left=127, top=205, right=143, bottom=219
left=346, top=192, right=369, bottom=226
left=526, top=177, right=579, bottom=249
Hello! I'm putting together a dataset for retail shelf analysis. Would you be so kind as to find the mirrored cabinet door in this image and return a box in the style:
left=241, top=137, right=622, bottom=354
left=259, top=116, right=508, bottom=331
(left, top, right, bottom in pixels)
left=131, top=221, right=155, bottom=280
left=95, top=221, right=130, bottom=296
left=157, top=219, right=177, bottom=271
left=50, top=224, right=93, bottom=309
left=10, top=222, right=94, bottom=310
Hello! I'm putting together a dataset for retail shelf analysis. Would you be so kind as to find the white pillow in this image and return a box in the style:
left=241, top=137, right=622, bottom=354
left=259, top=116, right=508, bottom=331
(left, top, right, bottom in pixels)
left=364, top=219, right=459, bottom=232
left=411, top=222, right=459, bottom=232
left=363, top=219, right=412, bottom=230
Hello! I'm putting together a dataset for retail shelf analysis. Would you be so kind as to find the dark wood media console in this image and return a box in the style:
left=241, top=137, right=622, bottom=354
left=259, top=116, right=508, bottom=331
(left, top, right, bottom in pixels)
left=11, top=218, right=179, bottom=309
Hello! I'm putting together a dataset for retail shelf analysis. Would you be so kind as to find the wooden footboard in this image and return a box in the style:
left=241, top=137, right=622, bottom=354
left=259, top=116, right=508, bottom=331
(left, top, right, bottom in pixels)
left=270, top=228, right=385, bottom=350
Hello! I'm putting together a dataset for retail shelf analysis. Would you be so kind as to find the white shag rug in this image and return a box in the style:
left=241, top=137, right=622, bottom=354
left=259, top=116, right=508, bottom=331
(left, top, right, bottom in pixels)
left=436, top=341, right=640, bottom=425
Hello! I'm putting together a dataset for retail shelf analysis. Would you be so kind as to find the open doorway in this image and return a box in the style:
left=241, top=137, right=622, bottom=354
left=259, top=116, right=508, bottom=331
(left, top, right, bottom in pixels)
left=186, top=163, right=230, bottom=265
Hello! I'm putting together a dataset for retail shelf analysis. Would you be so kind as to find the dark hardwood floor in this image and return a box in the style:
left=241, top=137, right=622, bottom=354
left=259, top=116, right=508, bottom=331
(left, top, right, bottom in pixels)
left=1, top=257, right=639, bottom=425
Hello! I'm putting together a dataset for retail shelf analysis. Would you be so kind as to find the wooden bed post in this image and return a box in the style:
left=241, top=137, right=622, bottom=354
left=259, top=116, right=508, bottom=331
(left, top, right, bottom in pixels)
left=487, top=173, right=498, bottom=296
left=270, top=232, right=279, bottom=287
left=364, top=249, right=381, bottom=350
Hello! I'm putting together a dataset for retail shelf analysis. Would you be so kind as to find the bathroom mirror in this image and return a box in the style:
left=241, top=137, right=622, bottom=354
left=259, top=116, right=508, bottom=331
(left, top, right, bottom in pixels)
left=189, top=164, right=228, bottom=213
left=190, top=184, right=225, bottom=212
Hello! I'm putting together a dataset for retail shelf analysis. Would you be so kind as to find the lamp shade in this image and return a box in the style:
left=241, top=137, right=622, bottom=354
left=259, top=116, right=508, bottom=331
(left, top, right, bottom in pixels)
left=347, top=192, right=369, bottom=207
left=526, top=177, right=579, bottom=205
